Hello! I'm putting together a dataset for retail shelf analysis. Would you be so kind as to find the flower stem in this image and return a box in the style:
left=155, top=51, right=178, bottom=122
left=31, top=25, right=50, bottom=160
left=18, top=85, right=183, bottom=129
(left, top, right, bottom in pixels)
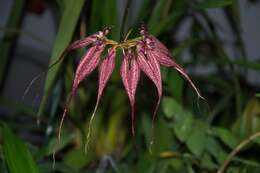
left=120, top=0, right=132, bottom=41
left=217, top=131, right=260, bottom=173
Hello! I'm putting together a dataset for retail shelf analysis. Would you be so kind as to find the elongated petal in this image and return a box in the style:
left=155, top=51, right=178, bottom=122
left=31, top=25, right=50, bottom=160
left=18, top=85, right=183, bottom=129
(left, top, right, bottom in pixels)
left=154, top=49, right=203, bottom=99
left=72, top=43, right=105, bottom=94
left=150, top=35, right=170, bottom=56
left=97, top=48, right=116, bottom=102
left=65, top=29, right=110, bottom=52
left=148, top=34, right=175, bottom=66
left=137, top=45, right=162, bottom=97
left=146, top=33, right=203, bottom=99
left=168, top=58, right=203, bottom=99
left=120, top=49, right=140, bottom=136
left=137, top=44, right=162, bottom=125
left=58, top=43, right=105, bottom=141
left=89, top=47, right=116, bottom=124
left=85, top=48, right=116, bottom=149
left=65, top=35, right=97, bottom=52
left=141, top=27, right=203, bottom=114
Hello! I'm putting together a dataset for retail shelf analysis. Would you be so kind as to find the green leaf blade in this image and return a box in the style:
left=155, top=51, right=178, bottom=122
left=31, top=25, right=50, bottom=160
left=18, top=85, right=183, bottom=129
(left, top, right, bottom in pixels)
left=38, top=0, right=85, bottom=116
left=2, top=126, right=40, bottom=173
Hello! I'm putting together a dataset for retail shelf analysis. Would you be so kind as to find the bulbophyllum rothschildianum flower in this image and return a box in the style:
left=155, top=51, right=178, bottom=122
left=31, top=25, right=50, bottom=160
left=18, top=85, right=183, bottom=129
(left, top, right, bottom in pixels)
left=58, top=26, right=203, bottom=139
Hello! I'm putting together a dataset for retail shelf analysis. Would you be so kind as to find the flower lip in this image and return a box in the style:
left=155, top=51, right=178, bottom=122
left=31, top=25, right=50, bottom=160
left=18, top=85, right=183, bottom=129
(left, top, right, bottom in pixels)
left=137, top=39, right=155, bottom=52
left=144, top=37, right=155, bottom=49
left=96, top=26, right=111, bottom=39
left=139, top=29, right=156, bottom=50
left=140, top=24, right=148, bottom=36
left=94, top=40, right=104, bottom=48
left=103, top=26, right=112, bottom=35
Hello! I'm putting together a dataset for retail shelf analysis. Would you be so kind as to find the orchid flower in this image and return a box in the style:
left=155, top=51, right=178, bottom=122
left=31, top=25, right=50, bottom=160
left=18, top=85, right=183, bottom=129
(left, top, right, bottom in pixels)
left=57, top=25, right=203, bottom=141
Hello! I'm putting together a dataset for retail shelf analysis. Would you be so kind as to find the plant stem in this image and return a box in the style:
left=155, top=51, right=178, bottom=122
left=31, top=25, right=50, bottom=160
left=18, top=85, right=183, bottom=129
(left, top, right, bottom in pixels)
left=217, top=131, right=260, bottom=173
left=120, top=0, right=132, bottom=41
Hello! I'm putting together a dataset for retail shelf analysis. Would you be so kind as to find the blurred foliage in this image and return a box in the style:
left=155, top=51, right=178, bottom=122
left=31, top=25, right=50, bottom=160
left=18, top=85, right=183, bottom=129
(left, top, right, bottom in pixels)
left=0, top=0, right=260, bottom=173
left=0, top=0, right=25, bottom=89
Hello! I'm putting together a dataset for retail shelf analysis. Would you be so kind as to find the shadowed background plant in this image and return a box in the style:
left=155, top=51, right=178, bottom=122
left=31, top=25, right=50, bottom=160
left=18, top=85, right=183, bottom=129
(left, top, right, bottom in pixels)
left=0, top=0, right=260, bottom=173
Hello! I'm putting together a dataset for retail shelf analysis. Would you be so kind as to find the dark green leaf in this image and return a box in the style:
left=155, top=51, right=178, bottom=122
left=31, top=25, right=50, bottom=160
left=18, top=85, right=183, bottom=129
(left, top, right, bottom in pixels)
left=142, top=112, right=175, bottom=154
left=168, top=158, right=186, bottom=172
left=162, top=97, right=183, bottom=119
left=0, top=0, right=25, bottom=86
left=186, top=121, right=207, bottom=156
left=187, top=164, right=196, bottom=173
left=212, top=127, right=239, bottom=149
left=173, top=113, right=194, bottom=142
left=151, top=12, right=182, bottom=36
left=2, top=126, right=40, bottom=173
left=90, top=0, right=118, bottom=39
left=206, top=137, right=227, bottom=164
left=101, top=0, right=118, bottom=39
left=63, top=147, right=94, bottom=170
left=137, top=153, right=156, bottom=173
left=136, top=0, right=151, bottom=22
left=148, top=0, right=166, bottom=31
left=200, top=154, right=218, bottom=170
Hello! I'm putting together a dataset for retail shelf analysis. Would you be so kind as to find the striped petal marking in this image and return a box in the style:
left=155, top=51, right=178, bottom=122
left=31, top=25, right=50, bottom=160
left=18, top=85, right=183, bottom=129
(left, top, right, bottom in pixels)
left=120, top=49, right=140, bottom=136
left=137, top=42, right=162, bottom=126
